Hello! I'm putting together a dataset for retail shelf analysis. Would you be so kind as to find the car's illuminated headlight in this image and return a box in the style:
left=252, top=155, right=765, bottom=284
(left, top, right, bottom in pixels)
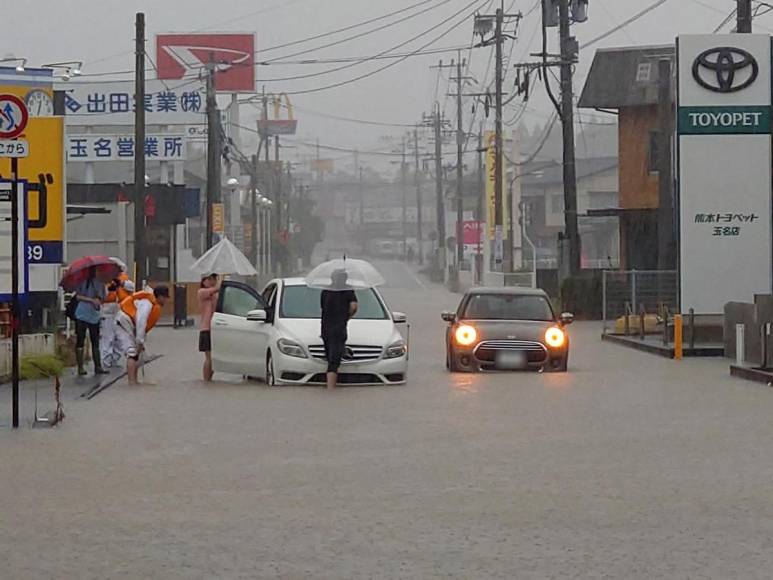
left=545, top=326, right=566, bottom=348
left=385, top=340, right=407, bottom=359
left=277, top=338, right=307, bottom=358
left=455, top=324, right=477, bottom=346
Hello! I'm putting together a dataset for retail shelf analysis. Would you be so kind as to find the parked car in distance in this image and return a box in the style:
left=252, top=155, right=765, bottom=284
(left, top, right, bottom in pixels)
left=211, top=278, right=408, bottom=386
left=442, top=287, right=573, bottom=373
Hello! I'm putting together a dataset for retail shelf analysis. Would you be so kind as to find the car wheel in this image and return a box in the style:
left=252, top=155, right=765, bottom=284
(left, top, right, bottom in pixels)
left=266, top=352, right=277, bottom=386
left=447, top=347, right=462, bottom=372
left=548, top=356, right=569, bottom=373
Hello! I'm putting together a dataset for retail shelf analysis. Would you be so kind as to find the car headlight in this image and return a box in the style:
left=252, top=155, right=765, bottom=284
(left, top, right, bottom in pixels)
left=545, top=326, right=566, bottom=348
left=277, top=338, right=307, bottom=358
left=385, top=340, right=407, bottom=359
left=454, top=324, right=477, bottom=346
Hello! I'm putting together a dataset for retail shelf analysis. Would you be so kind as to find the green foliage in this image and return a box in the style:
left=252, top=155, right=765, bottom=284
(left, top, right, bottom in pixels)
left=20, top=354, right=65, bottom=380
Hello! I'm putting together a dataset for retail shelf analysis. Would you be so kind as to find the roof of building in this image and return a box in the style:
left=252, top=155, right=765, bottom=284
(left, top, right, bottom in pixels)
left=578, top=44, right=675, bottom=109
left=520, top=156, right=619, bottom=188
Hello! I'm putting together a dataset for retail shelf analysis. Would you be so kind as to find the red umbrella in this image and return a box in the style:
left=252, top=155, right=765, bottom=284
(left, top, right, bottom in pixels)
left=60, top=255, right=122, bottom=292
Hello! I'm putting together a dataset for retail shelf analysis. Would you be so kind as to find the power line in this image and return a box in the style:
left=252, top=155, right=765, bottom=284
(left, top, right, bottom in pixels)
left=580, top=0, right=672, bottom=49
left=279, top=0, right=489, bottom=96
left=261, top=0, right=456, bottom=63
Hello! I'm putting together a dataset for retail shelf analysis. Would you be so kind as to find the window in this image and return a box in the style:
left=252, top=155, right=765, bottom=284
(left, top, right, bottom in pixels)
left=648, top=130, right=660, bottom=174
left=636, top=62, right=652, bottom=83
left=461, top=294, right=555, bottom=321
left=221, top=286, right=261, bottom=318
left=280, top=286, right=388, bottom=320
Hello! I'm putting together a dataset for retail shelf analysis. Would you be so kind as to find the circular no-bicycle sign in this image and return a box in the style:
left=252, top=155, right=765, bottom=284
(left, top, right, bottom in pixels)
left=0, top=94, right=29, bottom=139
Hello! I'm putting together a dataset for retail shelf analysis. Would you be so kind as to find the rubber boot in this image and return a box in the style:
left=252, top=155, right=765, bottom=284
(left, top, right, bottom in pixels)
left=76, top=348, right=87, bottom=376
left=93, top=346, right=109, bottom=375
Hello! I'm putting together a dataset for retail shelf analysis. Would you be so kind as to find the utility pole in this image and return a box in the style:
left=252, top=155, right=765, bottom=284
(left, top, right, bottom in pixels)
left=558, top=0, right=581, bottom=275
left=401, top=137, right=408, bottom=260
left=251, top=154, right=259, bottom=267
left=494, top=6, right=505, bottom=271
left=414, top=128, right=424, bottom=265
left=433, top=104, right=446, bottom=276
left=134, top=12, right=146, bottom=283
left=737, top=0, right=752, bottom=33
left=275, top=134, right=282, bottom=274
left=454, top=53, right=467, bottom=267
left=476, top=126, right=484, bottom=283
left=205, top=53, right=221, bottom=250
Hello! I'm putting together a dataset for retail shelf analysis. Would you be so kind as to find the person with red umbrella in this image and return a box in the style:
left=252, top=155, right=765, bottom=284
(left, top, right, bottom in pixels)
left=61, top=256, right=123, bottom=376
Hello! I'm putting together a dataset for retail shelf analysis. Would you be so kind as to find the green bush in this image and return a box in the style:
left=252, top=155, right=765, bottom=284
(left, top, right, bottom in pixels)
left=20, top=354, right=65, bottom=380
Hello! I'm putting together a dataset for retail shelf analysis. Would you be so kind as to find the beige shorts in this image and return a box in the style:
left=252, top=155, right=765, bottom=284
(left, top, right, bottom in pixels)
left=114, top=323, right=140, bottom=359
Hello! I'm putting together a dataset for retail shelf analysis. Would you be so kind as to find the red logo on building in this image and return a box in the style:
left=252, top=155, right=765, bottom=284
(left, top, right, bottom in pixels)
left=156, top=33, right=256, bottom=93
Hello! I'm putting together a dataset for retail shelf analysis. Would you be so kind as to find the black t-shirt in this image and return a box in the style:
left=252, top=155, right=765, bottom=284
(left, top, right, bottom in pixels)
left=320, top=290, right=357, bottom=335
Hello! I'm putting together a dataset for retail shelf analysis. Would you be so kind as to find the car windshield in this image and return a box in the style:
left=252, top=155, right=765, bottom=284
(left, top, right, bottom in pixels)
left=280, top=285, right=388, bottom=320
left=461, top=294, right=554, bottom=321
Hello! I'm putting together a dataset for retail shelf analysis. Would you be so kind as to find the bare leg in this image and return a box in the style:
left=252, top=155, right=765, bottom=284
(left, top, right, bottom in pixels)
left=326, top=371, right=337, bottom=390
left=127, top=358, right=140, bottom=385
left=203, top=352, right=214, bottom=381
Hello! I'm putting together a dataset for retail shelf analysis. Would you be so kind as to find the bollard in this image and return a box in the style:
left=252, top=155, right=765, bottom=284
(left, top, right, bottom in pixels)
left=688, top=308, right=696, bottom=351
left=662, top=304, right=669, bottom=346
left=674, top=315, right=683, bottom=360
left=736, top=323, right=745, bottom=367
left=639, top=305, right=645, bottom=340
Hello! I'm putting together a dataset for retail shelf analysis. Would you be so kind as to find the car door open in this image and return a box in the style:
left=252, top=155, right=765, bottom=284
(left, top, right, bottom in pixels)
left=211, top=281, right=268, bottom=376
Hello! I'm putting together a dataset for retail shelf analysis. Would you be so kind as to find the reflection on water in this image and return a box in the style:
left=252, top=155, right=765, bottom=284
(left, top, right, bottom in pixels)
left=451, top=373, right=481, bottom=393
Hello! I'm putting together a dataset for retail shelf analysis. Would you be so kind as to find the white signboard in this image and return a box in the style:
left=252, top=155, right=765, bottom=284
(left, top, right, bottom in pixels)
left=0, top=140, right=29, bottom=158
left=60, top=79, right=206, bottom=125
left=677, top=35, right=772, bottom=314
left=66, top=134, right=187, bottom=162
left=0, top=181, right=27, bottom=298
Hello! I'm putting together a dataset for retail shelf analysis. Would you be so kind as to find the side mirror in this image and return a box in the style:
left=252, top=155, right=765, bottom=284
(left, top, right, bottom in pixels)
left=560, top=312, right=574, bottom=325
left=246, top=309, right=267, bottom=322
left=441, top=311, right=456, bottom=323
left=392, top=311, right=407, bottom=324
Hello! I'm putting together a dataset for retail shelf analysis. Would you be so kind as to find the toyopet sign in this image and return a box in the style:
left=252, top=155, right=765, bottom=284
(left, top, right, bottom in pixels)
left=156, top=33, right=256, bottom=93
left=61, top=79, right=205, bottom=125
left=67, top=134, right=187, bottom=162
left=677, top=35, right=772, bottom=314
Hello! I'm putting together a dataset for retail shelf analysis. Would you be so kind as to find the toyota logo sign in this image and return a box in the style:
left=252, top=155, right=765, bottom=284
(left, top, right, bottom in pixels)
left=692, top=47, right=759, bottom=93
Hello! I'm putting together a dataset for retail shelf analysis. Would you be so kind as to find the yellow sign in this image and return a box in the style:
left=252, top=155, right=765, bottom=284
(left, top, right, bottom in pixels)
left=484, top=131, right=510, bottom=241
left=0, top=116, right=65, bottom=263
left=212, top=203, right=225, bottom=235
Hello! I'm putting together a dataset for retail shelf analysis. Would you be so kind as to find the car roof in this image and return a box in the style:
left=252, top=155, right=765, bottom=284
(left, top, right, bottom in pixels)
left=465, top=286, right=549, bottom=297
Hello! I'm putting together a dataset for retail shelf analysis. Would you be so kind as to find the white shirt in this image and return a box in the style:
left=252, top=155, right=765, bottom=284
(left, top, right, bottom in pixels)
left=133, top=299, right=154, bottom=345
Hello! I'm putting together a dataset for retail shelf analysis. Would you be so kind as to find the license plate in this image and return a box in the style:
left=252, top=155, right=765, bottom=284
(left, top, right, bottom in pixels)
left=495, top=351, right=527, bottom=370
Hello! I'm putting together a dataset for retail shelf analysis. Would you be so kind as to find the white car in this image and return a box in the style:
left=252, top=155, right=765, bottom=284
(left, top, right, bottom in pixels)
left=210, top=278, right=409, bottom=386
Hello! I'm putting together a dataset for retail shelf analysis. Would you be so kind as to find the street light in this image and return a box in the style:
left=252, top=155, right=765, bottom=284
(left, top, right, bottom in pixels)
left=42, top=61, right=83, bottom=81
left=0, top=57, right=27, bottom=72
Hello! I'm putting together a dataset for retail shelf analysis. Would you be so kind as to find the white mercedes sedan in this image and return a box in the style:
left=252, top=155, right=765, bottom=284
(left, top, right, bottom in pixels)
left=210, top=278, right=408, bottom=386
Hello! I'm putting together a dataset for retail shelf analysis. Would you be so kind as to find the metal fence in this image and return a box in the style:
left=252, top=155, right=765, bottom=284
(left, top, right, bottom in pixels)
left=602, top=270, right=678, bottom=333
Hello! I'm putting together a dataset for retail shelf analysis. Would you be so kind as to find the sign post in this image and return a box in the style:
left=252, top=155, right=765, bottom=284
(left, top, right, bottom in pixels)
left=0, top=93, right=29, bottom=428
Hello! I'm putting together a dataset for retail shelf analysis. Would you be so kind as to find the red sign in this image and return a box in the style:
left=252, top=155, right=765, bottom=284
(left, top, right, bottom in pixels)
left=156, top=33, right=256, bottom=93
left=461, top=221, right=483, bottom=245
left=0, top=94, right=29, bottom=139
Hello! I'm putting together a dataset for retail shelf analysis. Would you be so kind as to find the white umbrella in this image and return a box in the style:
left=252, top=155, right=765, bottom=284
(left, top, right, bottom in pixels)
left=190, top=237, right=257, bottom=277
left=305, top=258, right=385, bottom=291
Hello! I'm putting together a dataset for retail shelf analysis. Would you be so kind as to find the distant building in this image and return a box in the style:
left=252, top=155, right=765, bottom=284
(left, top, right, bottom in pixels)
left=578, top=44, right=675, bottom=270
left=521, top=156, right=620, bottom=270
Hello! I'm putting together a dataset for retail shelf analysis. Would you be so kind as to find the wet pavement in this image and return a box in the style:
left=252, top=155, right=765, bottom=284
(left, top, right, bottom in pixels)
left=2, top=261, right=773, bottom=578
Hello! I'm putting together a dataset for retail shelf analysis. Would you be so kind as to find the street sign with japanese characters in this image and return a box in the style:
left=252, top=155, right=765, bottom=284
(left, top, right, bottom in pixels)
left=0, top=181, right=28, bottom=299
left=678, top=34, right=772, bottom=313
left=66, top=133, right=187, bottom=162
left=0, top=139, right=29, bottom=158
left=60, top=79, right=206, bottom=126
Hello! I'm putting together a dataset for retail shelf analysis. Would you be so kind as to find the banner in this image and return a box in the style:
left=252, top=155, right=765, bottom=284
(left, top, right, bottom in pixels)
left=61, top=79, right=206, bottom=126
left=484, top=131, right=509, bottom=241
left=677, top=35, right=772, bottom=313
left=67, top=133, right=187, bottom=162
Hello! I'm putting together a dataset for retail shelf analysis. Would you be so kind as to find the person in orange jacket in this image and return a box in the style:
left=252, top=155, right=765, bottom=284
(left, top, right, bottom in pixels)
left=100, top=272, right=135, bottom=369
left=115, top=286, right=170, bottom=385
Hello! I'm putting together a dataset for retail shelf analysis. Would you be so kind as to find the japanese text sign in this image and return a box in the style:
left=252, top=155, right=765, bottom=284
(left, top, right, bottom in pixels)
left=67, top=134, right=187, bottom=162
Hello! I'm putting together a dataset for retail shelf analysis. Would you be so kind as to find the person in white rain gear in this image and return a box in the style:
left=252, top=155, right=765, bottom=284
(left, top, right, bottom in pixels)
left=100, top=273, right=135, bottom=369
left=115, top=286, right=169, bottom=385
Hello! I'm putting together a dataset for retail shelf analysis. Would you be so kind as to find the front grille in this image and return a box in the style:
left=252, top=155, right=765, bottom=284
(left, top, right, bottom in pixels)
left=309, top=373, right=384, bottom=385
left=307, top=344, right=383, bottom=363
left=474, top=340, right=548, bottom=364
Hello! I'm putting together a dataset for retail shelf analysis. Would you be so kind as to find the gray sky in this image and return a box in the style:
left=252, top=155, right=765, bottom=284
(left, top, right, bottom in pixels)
left=6, top=0, right=764, bottom=169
